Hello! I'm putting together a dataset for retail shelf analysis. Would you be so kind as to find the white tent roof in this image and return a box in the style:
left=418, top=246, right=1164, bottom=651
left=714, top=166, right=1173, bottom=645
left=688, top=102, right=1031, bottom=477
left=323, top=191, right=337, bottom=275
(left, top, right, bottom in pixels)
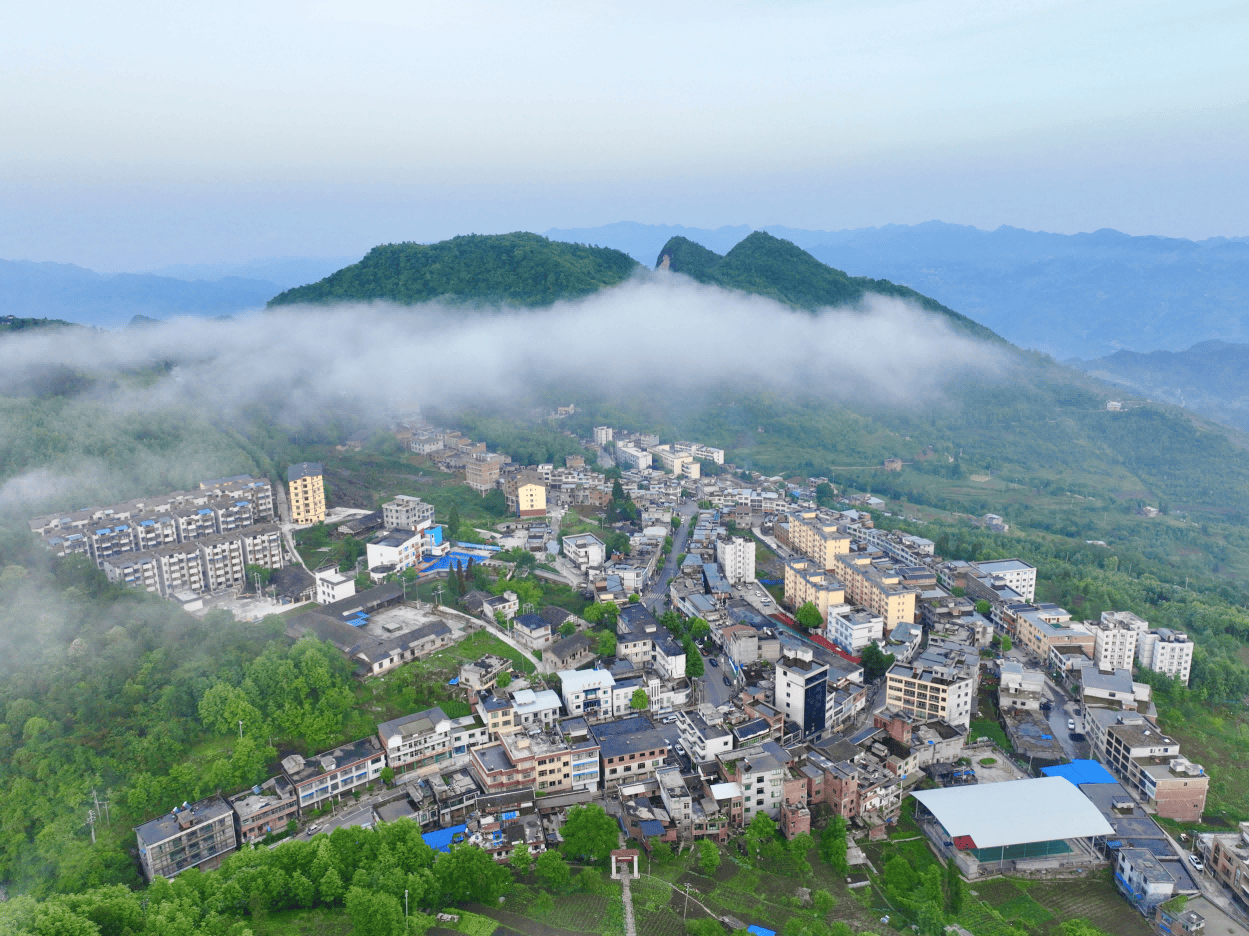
left=911, top=776, right=1113, bottom=848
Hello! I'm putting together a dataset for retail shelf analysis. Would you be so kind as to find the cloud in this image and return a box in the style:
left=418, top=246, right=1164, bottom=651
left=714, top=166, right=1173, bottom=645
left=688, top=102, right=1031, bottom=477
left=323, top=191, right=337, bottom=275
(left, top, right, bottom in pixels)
left=0, top=271, right=1003, bottom=414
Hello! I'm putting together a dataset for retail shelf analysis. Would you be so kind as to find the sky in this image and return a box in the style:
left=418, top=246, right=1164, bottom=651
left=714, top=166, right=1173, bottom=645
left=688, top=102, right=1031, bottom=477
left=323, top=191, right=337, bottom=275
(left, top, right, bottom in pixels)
left=2, top=0, right=1247, bottom=270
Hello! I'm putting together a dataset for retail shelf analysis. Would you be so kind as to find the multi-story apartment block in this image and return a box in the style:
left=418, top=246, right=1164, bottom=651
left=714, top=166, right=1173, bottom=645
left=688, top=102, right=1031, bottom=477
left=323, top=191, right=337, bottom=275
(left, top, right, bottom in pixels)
left=673, top=441, right=725, bottom=464
left=783, top=557, right=846, bottom=623
left=972, top=558, right=1037, bottom=603
left=135, top=794, right=237, bottom=881
left=1137, top=628, right=1194, bottom=686
left=594, top=715, right=670, bottom=787
left=614, top=443, right=652, bottom=471
left=471, top=741, right=535, bottom=794
left=503, top=472, right=547, bottom=518
left=1085, top=709, right=1208, bottom=821
left=315, top=568, right=355, bottom=604
left=1012, top=607, right=1091, bottom=660
left=382, top=494, right=435, bottom=531
left=1093, top=619, right=1142, bottom=672
left=715, top=535, right=755, bottom=584
left=465, top=453, right=506, bottom=493
left=282, top=737, right=386, bottom=811
left=833, top=553, right=918, bottom=628
left=557, top=668, right=615, bottom=720
left=998, top=661, right=1044, bottom=711
left=228, top=776, right=298, bottom=844
left=718, top=742, right=793, bottom=821
left=197, top=533, right=248, bottom=593
left=287, top=462, right=326, bottom=524
left=676, top=710, right=734, bottom=762
left=1200, top=824, right=1249, bottom=913
left=778, top=655, right=831, bottom=739
left=101, top=552, right=162, bottom=593
left=593, top=426, right=613, bottom=445
left=377, top=706, right=489, bottom=774
left=828, top=608, right=884, bottom=653
left=616, top=605, right=687, bottom=680
left=787, top=512, right=851, bottom=570
left=151, top=542, right=207, bottom=597
left=884, top=661, right=975, bottom=729
left=366, top=529, right=423, bottom=577
left=563, top=532, right=606, bottom=570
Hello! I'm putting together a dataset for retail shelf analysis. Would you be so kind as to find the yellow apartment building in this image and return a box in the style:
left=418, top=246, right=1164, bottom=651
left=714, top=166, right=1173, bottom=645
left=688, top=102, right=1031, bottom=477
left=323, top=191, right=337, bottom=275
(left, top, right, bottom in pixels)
left=287, top=462, right=325, bottom=525
left=784, top=557, right=846, bottom=622
left=833, top=554, right=917, bottom=628
left=789, top=512, right=851, bottom=570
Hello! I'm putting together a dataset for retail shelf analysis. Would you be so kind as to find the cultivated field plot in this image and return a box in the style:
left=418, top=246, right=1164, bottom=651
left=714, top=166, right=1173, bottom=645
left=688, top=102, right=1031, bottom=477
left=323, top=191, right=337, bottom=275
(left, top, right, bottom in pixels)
left=483, top=885, right=624, bottom=936
left=251, top=908, right=353, bottom=936
left=973, top=873, right=1152, bottom=936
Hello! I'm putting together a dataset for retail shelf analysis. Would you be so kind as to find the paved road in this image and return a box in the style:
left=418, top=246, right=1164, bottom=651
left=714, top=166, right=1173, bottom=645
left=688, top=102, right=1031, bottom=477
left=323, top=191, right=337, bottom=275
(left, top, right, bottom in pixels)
left=642, top=501, right=697, bottom=615
left=696, top=651, right=735, bottom=709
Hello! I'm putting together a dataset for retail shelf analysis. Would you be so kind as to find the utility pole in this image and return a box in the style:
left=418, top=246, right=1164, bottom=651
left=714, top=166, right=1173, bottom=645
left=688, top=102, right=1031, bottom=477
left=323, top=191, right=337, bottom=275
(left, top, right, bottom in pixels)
left=405, top=889, right=408, bottom=922
left=87, top=808, right=97, bottom=844
left=683, top=883, right=692, bottom=920
left=239, top=719, right=244, bottom=739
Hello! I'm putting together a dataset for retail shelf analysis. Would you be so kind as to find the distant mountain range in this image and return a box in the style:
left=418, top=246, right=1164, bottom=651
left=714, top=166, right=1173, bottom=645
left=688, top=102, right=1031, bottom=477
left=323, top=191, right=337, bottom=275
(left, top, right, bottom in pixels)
left=547, top=221, right=1249, bottom=358
left=1071, top=340, right=1249, bottom=432
left=0, top=256, right=356, bottom=328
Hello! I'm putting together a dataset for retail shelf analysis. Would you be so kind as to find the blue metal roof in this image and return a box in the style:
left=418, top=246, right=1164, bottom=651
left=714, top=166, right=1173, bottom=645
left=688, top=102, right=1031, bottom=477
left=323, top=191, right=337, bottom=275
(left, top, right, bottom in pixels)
left=748, top=927, right=777, bottom=936
left=638, top=820, right=665, bottom=838
left=422, top=823, right=468, bottom=853
left=1042, top=759, right=1117, bottom=787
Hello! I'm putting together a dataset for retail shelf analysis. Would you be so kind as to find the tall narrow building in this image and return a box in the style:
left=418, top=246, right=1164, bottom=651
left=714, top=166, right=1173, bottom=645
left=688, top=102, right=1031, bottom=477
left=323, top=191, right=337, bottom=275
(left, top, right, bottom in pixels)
left=288, top=462, right=326, bottom=524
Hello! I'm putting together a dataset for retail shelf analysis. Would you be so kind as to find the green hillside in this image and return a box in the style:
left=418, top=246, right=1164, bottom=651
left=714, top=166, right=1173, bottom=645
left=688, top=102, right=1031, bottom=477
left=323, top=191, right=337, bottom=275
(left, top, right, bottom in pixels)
left=267, top=232, right=640, bottom=307
left=658, top=231, right=1004, bottom=342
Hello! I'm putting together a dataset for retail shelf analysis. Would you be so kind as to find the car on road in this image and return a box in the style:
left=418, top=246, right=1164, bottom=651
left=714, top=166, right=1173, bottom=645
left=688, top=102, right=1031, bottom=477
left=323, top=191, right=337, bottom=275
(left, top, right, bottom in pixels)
left=1188, top=853, right=1205, bottom=872
left=708, top=657, right=718, bottom=667
left=675, top=743, right=687, bottom=756
left=661, top=715, right=677, bottom=724
left=723, top=676, right=732, bottom=686
left=1068, top=718, right=1076, bottom=731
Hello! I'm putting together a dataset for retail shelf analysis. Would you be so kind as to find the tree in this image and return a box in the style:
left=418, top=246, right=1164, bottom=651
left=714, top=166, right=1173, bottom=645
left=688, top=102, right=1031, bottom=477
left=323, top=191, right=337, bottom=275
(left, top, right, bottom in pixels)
left=535, top=849, right=571, bottom=893
left=560, top=805, right=618, bottom=864
left=318, top=866, right=345, bottom=905
left=697, top=839, right=720, bottom=875
left=433, top=844, right=510, bottom=905
left=684, top=639, right=705, bottom=677
left=859, top=643, right=895, bottom=682
left=1000, top=635, right=1012, bottom=653
left=612, top=479, right=627, bottom=501
left=687, top=920, right=724, bottom=936
left=883, top=855, right=917, bottom=899
left=946, top=855, right=964, bottom=915
left=497, top=671, right=512, bottom=688
left=746, top=812, right=776, bottom=856
left=510, top=843, right=532, bottom=877
left=380, top=766, right=394, bottom=785
left=631, top=688, right=649, bottom=711
left=346, top=886, right=406, bottom=936
left=578, top=867, right=604, bottom=893
left=975, top=599, right=991, bottom=616
left=595, top=629, right=617, bottom=657
left=819, top=816, right=848, bottom=872
left=447, top=505, right=461, bottom=540
left=689, top=618, right=710, bottom=640
left=650, top=842, right=673, bottom=863
left=483, top=488, right=507, bottom=516
left=812, top=888, right=836, bottom=915
left=560, top=620, right=577, bottom=637
left=815, top=481, right=836, bottom=507
left=628, top=593, right=640, bottom=604
left=1061, top=920, right=1110, bottom=936
left=795, top=601, right=823, bottom=630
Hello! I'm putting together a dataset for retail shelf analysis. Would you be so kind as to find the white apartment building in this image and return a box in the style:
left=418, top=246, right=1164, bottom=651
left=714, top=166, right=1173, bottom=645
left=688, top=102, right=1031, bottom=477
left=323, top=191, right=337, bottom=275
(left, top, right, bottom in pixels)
left=382, top=495, right=435, bottom=531
left=593, top=426, right=613, bottom=446
left=1094, top=621, right=1140, bottom=672
left=366, top=529, right=423, bottom=575
left=1137, top=629, right=1194, bottom=686
left=884, top=662, right=976, bottom=729
left=615, top=444, right=652, bottom=470
left=715, top=535, right=755, bottom=584
left=562, top=533, right=606, bottom=570
left=557, top=669, right=616, bottom=720
left=973, top=558, right=1037, bottom=603
left=316, top=569, right=356, bottom=605
left=828, top=608, right=884, bottom=653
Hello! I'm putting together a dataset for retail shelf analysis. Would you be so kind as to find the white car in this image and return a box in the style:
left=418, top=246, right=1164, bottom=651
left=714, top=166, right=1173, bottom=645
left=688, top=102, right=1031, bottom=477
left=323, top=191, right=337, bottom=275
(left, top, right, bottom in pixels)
left=1188, top=853, right=1205, bottom=872
left=1068, top=718, right=1077, bottom=731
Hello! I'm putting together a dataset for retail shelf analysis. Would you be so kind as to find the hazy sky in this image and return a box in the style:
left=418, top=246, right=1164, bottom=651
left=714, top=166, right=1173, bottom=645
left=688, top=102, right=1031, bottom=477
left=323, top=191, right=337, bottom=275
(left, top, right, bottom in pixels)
left=3, top=0, right=1247, bottom=269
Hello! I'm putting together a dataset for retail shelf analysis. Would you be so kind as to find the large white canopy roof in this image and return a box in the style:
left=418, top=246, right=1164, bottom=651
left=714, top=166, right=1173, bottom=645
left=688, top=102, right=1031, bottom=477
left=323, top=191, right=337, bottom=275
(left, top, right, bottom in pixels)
left=911, top=776, right=1113, bottom=848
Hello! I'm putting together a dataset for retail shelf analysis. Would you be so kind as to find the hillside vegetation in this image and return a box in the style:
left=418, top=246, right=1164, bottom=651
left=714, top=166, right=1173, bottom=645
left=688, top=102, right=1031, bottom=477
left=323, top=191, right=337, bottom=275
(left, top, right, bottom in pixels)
left=268, top=232, right=640, bottom=307
left=657, top=231, right=1004, bottom=342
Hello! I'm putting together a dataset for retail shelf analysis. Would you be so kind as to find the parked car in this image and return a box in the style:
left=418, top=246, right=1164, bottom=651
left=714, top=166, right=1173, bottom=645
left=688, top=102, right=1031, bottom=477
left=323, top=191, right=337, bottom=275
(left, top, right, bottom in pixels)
left=723, top=676, right=732, bottom=686
left=708, top=657, right=718, bottom=667
left=675, top=743, right=687, bottom=756
left=1188, top=853, right=1205, bottom=872
left=1068, top=718, right=1076, bottom=731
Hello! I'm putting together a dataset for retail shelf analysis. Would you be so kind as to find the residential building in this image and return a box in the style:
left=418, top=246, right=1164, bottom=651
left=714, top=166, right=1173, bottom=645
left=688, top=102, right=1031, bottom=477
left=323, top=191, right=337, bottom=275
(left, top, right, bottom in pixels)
left=377, top=706, right=489, bottom=773
left=972, top=559, right=1037, bottom=603
left=718, top=742, right=792, bottom=821
left=1013, top=608, right=1091, bottom=660
left=828, top=608, right=884, bottom=653
left=512, top=612, right=556, bottom=652
left=1137, top=629, right=1194, bottom=686
left=615, top=443, right=652, bottom=470
left=884, top=661, right=976, bottom=729
left=676, top=710, right=734, bottom=762
left=460, top=654, right=512, bottom=692
left=465, top=453, right=506, bottom=493
left=1200, top=824, right=1249, bottom=913
left=833, top=552, right=919, bottom=628
left=777, top=655, right=831, bottom=739
left=616, top=605, right=687, bottom=680
left=787, top=512, right=851, bottom=570
left=1094, top=618, right=1143, bottom=672
left=673, top=441, right=725, bottom=464
left=315, top=568, right=356, bottom=605
left=228, top=777, right=298, bottom=845
left=382, top=495, right=435, bottom=531
left=594, top=715, right=670, bottom=786
left=558, top=668, right=616, bottom=720
left=282, top=737, right=387, bottom=811
left=998, top=661, right=1044, bottom=711
left=1086, top=710, right=1209, bottom=821
left=716, top=535, right=755, bottom=584
left=503, top=471, right=547, bottom=518
left=470, top=741, right=535, bottom=794
left=543, top=633, right=595, bottom=672
left=1115, top=847, right=1180, bottom=914
left=562, top=533, right=606, bottom=571
left=366, top=529, right=423, bottom=578
left=783, top=557, right=846, bottom=622
left=135, top=794, right=237, bottom=881
left=510, top=688, right=562, bottom=730
left=288, top=462, right=326, bottom=524
left=593, top=426, right=613, bottom=445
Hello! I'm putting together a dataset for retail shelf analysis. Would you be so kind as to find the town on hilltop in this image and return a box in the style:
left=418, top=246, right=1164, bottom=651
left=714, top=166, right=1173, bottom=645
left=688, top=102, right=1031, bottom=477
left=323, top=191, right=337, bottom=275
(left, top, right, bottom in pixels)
left=26, top=412, right=1246, bottom=936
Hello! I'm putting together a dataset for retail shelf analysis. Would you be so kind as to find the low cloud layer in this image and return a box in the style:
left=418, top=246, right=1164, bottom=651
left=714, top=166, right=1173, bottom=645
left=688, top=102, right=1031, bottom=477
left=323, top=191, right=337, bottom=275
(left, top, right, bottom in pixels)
left=0, top=271, right=1008, bottom=512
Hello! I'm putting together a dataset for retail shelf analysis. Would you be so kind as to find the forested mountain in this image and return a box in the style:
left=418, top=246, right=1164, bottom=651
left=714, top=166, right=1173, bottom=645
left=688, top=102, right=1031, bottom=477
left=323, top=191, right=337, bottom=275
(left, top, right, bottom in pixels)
left=267, top=233, right=640, bottom=308
left=657, top=232, right=1003, bottom=343
left=549, top=220, right=1249, bottom=358
left=1071, top=340, right=1249, bottom=432
left=0, top=259, right=278, bottom=327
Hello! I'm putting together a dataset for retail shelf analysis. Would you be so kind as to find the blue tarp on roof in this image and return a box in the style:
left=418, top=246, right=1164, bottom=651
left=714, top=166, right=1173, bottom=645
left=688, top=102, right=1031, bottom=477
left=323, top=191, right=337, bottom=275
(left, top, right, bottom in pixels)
left=1042, top=759, right=1117, bottom=786
left=422, top=824, right=468, bottom=853
left=748, top=927, right=777, bottom=936
left=637, top=820, right=665, bottom=838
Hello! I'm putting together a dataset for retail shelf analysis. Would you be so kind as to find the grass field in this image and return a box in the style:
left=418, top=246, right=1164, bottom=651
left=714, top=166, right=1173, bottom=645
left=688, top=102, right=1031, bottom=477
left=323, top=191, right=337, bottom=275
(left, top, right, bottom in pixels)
left=251, top=908, right=352, bottom=936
